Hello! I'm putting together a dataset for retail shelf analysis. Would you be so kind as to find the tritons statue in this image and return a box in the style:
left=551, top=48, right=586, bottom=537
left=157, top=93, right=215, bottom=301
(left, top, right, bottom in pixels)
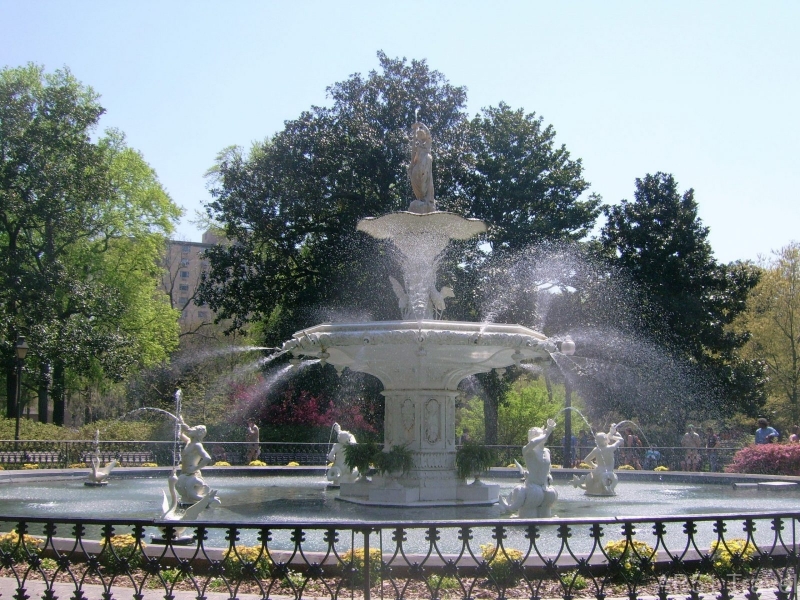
left=500, top=418, right=558, bottom=517
left=571, top=423, right=624, bottom=496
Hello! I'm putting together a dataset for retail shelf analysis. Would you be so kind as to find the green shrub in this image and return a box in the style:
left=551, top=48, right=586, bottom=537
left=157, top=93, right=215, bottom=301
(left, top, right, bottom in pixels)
left=222, top=544, right=271, bottom=579
left=480, top=543, right=524, bottom=588
left=374, top=444, right=413, bottom=476
left=455, top=443, right=495, bottom=481
left=99, top=534, right=145, bottom=574
left=344, top=441, right=380, bottom=476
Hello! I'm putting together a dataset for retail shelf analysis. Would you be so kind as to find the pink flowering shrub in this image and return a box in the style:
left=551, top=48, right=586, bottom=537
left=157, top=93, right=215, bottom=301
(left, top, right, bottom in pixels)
left=725, top=444, right=800, bottom=476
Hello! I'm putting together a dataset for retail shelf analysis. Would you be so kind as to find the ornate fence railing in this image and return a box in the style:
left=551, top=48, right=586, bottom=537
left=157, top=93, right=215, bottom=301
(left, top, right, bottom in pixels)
left=0, top=440, right=741, bottom=472
left=0, top=512, right=796, bottom=599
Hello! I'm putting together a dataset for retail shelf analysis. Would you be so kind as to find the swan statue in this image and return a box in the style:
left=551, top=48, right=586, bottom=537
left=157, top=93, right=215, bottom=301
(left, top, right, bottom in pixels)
left=85, top=455, right=118, bottom=486
left=159, top=471, right=220, bottom=539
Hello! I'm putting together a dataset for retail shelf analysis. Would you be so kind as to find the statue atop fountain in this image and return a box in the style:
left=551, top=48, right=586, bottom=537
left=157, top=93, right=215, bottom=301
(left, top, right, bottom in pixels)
left=408, top=121, right=435, bottom=214
left=326, top=422, right=359, bottom=486
left=571, top=423, right=624, bottom=496
left=500, top=418, right=558, bottom=517
left=175, top=415, right=213, bottom=503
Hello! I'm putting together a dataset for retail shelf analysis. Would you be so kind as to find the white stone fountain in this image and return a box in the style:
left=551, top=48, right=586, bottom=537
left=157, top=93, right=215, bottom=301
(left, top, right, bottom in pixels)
left=281, top=121, right=556, bottom=506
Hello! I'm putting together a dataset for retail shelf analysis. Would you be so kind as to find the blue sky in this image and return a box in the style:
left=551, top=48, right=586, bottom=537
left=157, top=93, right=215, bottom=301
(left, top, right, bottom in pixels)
left=2, top=1, right=798, bottom=263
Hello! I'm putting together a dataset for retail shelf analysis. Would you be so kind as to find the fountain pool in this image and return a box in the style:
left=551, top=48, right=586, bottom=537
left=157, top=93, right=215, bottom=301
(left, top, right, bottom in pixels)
left=1, top=474, right=797, bottom=523
left=0, top=472, right=796, bottom=556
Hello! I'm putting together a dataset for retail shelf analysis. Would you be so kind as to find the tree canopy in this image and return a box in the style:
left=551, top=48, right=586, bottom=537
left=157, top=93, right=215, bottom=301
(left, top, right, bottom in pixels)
left=599, top=172, right=764, bottom=421
left=199, top=52, right=600, bottom=343
left=0, top=64, right=181, bottom=424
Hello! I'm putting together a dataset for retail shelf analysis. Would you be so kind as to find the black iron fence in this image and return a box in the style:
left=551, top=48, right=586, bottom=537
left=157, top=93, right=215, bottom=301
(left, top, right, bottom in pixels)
left=0, top=440, right=742, bottom=473
left=0, top=512, right=797, bottom=599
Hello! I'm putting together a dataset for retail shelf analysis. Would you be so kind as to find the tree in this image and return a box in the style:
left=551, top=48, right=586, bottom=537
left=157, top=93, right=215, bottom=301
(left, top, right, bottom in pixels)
left=199, top=52, right=600, bottom=442
left=0, top=64, right=181, bottom=424
left=600, top=173, right=764, bottom=422
left=739, top=243, right=800, bottom=426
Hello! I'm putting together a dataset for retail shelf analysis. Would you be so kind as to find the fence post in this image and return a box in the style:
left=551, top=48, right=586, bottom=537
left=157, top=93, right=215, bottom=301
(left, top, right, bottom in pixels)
left=363, top=528, right=371, bottom=600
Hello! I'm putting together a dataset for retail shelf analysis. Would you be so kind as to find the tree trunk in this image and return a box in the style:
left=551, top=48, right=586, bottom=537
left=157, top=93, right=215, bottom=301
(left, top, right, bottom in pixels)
left=37, top=361, right=51, bottom=423
left=52, top=360, right=66, bottom=426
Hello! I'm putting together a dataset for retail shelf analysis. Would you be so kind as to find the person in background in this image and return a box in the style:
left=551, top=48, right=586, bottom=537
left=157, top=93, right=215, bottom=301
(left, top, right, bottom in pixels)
left=755, top=418, right=779, bottom=444
left=680, top=425, right=702, bottom=471
left=459, top=427, right=470, bottom=445
left=578, top=430, right=593, bottom=462
left=788, top=425, right=799, bottom=443
left=705, top=427, right=719, bottom=472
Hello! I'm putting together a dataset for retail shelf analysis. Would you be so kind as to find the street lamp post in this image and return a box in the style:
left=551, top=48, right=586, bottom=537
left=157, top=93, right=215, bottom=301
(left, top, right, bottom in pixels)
left=14, top=336, right=29, bottom=442
left=560, top=336, right=576, bottom=469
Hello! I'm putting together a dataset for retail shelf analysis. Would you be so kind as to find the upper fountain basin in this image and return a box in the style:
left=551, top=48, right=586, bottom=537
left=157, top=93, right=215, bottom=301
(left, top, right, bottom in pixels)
left=356, top=212, right=487, bottom=256
left=283, top=320, right=553, bottom=390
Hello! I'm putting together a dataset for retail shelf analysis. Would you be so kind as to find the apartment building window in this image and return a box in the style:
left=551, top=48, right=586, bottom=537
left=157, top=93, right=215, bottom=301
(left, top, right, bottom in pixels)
left=180, top=258, right=190, bottom=267
left=180, top=271, right=190, bottom=278
left=179, top=284, right=189, bottom=291
left=197, top=311, right=208, bottom=318
left=181, top=245, right=190, bottom=254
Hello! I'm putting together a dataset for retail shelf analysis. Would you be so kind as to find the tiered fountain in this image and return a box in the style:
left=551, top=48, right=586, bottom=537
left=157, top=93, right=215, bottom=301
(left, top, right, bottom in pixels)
left=281, top=121, right=558, bottom=506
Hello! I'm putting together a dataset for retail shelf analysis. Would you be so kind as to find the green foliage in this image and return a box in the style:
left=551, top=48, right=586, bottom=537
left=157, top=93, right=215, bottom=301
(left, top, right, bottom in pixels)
left=455, top=442, right=495, bottom=480
left=0, top=64, right=180, bottom=423
left=603, top=538, right=654, bottom=583
left=0, top=531, right=43, bottom=562
left=374, top=444, right=413, bottom=475
left=480, top=544, right=524, bottom=588
left=600, top=172, right=764, bottom=421
left=459, top=374, right=569, bottom=446
left=343, top=441, right=380, bottom=475
left=709, top=538, right=755, bottom=576
left=739, top=243, right=800, bottom=426
left=725, top=443, right=800, bottom=476
left=99, top=534, right=145, bottom=574
left=341, top=547, right=382, bottom=587
left=222, top=544, right=271, bottom=579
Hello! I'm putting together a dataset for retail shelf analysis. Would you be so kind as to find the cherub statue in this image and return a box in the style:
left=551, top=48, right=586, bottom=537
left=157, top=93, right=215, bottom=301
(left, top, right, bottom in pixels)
left=571, top=423, right=624, bottom=496
left=326, top=423, right=359, bottom=485
left=500, top=418, right=558, bottom=517
left=175, top=416, right=213, bottom=503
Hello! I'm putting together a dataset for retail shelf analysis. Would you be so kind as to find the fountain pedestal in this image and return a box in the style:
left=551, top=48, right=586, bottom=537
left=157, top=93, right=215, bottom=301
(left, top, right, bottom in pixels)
left=285, top=319, right=554, bottom=506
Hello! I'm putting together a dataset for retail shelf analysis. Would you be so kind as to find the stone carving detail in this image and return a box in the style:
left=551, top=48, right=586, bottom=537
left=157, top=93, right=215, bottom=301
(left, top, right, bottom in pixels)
left=401, top=398, right=415, bottom=436
left=425, top=399, right=440, bottom=444
left=413, top=451, right=456, bottom=470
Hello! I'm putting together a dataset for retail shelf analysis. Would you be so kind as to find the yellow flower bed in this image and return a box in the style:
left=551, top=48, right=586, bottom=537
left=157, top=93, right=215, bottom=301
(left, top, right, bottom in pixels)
left=342, top=547, right=382, bottom=586
left=248, top=460, right=267, bottom=467
left=618, top=464, right=635, bottom=470
left=22, top=463, right=38, bottom=470
left=213, top=461, right=231, bottom=467
left=100, top=534, right=146, bottom=573
left=0, top=531, right=43, bottom=562
left=68, top=463, right=86, bottom=469
left=604, top=538, right=654, bottom=581
left=480, top=543, right=524, bottom=587
left=287, top=461, right=300, bottom=467
left=709, top=538, right=756, bottom=575
left=654, top=465, right=670, bottom=472
left=141, top=462, right=159, bottom=467
left=223, top=544, right=271, bottom=578
left=577, top=462, right=591, bottom=469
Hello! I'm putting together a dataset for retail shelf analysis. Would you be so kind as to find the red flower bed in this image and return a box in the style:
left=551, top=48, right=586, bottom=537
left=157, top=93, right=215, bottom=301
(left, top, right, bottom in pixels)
left=725, top=443, right=800, bottom=476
